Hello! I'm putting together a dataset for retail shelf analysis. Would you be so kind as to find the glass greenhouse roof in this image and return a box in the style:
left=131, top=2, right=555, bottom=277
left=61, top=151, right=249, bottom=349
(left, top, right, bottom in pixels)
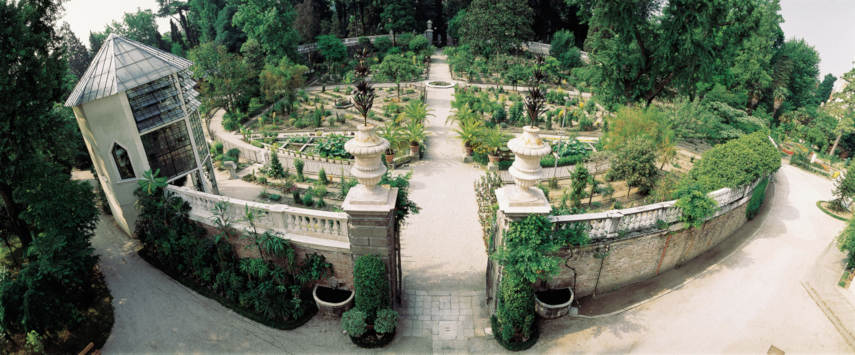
left=64, top=34, right=193, bottom=107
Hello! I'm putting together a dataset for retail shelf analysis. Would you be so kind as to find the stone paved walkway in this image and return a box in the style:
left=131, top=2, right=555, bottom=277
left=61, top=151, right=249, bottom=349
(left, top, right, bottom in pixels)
left=395, top=53, right=494, bottom=352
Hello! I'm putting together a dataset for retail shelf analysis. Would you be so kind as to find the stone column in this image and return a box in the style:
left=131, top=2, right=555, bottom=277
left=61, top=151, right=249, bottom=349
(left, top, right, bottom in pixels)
left=489, top=126, right=553, bottom=312
left=343, top=124, right=400, bottom=303
left=425, top=20, right=434, bottom=45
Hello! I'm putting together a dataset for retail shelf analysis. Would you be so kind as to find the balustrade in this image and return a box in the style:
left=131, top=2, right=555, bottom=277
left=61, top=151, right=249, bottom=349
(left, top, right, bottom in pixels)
left=166, top=185, right=349, bottom=244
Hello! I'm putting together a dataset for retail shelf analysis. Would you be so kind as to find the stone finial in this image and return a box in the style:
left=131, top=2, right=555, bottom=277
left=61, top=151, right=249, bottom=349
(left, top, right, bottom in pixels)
left=496, top=126, right=552, bottom=215
left=343, top=124, right=395, bottom=210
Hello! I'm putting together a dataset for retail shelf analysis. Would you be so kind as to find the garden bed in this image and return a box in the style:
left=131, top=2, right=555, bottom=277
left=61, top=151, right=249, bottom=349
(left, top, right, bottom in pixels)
left=816, top=201, right=851, bottom=221
left=138, top=249, right=317, bottom=330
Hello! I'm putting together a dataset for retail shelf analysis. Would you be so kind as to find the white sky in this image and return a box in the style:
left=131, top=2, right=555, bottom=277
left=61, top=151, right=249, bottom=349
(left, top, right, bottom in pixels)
left=61, top=0, right=168, bottom=49
left=780, top=0, right=855, bottom=78
left=60, top=0, right=855, bottom=77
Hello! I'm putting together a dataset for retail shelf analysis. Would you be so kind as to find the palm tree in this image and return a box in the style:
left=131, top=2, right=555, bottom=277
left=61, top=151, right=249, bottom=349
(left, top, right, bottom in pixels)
left=403, top=100, right=432, bottom=125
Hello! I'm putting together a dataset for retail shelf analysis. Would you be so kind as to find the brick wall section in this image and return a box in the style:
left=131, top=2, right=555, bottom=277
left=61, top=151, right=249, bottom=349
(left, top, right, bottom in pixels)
left=196, top=222, right=355, bottom=287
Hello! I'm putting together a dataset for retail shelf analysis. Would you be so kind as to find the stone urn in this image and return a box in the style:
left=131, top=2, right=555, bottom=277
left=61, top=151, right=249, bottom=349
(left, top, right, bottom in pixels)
left=506, top=126, right=552, bottom=206
left=343, top=124, right=393, bottom=207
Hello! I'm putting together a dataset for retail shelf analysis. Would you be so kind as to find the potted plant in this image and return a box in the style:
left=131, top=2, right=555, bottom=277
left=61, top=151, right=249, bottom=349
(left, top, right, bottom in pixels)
left=313, top=279, right=355, bottom=318
left=478, top=127, right=509, bottom=167
left=378, top=118, right=403, bottom=164
left=341, top=256, right=399, bottom=348
left=454, top=116, right=484, bottom=156
left=404, top=119, right=426, bottom=158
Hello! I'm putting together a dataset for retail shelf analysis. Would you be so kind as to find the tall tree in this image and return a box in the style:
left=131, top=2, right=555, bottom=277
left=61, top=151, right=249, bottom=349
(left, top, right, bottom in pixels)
left=190, top=43, right=256, bottom=112
left=316, top=34, right=347, bottom=77
left=155, top=0, right=199, bottom=46
left=771, top=39, right=820, bottom=113
left=381, top=0, right=417, bottom=44
left=585, top=0, right=783, bottom=106
left=90, top=8, right=166, bottom=52
left=58, top=22, right=91, bottom=79
left=231, top=0, right=300, bottom=62
left=188, top=0, right=226, bottom=44
left=459, top=0, right=534, bottom=56
left=815, top=73, right=837, bottom=105
left=294, top=0, right=330, bottom=43
left=0, top=0, right=69, bottom=249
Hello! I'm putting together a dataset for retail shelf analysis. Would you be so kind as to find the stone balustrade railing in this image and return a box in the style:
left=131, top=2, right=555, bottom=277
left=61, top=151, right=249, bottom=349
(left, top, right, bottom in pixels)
left=166, top=185, right=350, bottom=248
left=522, top=41, right=589, bottom=63
left=297, top=34, right=391, bottom=54
left=548, top=176, right=766, bottom=240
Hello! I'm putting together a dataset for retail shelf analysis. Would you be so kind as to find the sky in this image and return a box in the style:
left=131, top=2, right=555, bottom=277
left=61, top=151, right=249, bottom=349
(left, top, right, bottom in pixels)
left=61, top=0, right=855, bottom=78
left=61, top=0, right=168, bottom=48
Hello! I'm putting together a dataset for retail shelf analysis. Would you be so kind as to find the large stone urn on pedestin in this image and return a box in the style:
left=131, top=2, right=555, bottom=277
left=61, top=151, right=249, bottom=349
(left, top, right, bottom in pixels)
left=343, top=124, right=395, bottom=209
left=496, top=126, right=552, bottom=214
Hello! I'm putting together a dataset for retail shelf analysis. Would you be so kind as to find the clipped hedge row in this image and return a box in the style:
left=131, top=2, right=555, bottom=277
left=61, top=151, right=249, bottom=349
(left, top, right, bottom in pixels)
left=682, top=131, right=780, bottom=192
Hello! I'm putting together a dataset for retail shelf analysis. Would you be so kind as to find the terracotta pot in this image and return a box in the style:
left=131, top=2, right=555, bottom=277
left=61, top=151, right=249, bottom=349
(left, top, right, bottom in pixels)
left=385, top=153, right=395, bottom=164
left=464, top=144, right=474, bottom=156
left=409, top=143, right=420, bottom=158
left=488, top=154, right=500, bottom=164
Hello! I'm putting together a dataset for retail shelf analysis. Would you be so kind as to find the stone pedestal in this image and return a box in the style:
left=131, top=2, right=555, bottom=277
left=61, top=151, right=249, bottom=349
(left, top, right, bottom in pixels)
left=343, top=124, right=401, bottom=303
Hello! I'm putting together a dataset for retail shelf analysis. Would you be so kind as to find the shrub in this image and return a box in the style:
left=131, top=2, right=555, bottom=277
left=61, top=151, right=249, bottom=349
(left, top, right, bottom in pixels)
left=833, top=164, right=855, bottom=210
left=267, top=151, right=285, bottom=178
left=212, top=141, right=224, bottom=156
left=495, top=271, right=535, bottom=345
left=318, top=168, right=328, bottom=185
left=493, top=215, right=561, bottom=283
left=374, top=308, right=399, bottom=334
left=683, top=131, right=780, bottom=192
left=340, top=177, right=358, bottom=199
left=610, top=138, right=659, bottom=197
left=301, top=190, right=314, bottom=206
left=675, top=183, right=718, bottom=228
left=839, top=218, right=855, bottom=268
left=294, top=158, right=305, bottom=181
left=353, top=255, right=389, bottom=318
left=341, top=309, right=368, bottom=337
left=746, top=177, right=769, bottom=220
left=225, top=148, right=241, bottom=163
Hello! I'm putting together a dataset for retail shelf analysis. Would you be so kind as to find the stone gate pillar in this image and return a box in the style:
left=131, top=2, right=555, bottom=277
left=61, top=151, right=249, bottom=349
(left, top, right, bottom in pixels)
left=488, top=126, right=552, bottom=313
left=343, top=124, right=400, bottom=304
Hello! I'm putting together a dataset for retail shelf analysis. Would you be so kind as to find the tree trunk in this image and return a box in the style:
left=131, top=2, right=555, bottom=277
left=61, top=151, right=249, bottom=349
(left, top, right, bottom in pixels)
left=0, top=182, right=31, bottom=250
left=830, top=132, right=842, bottom=157
left=396, top=82, right=401, bottom=98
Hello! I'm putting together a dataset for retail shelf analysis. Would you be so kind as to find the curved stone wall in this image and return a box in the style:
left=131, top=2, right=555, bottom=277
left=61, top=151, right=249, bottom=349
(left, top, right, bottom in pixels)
left=547, top=178, right=770, bottom=298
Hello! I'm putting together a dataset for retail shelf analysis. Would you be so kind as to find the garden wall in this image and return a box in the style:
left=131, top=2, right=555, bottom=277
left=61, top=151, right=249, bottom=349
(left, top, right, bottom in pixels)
left=489, top=174, right=771, bottom=306
left=549, top=201, right=750, bottom=298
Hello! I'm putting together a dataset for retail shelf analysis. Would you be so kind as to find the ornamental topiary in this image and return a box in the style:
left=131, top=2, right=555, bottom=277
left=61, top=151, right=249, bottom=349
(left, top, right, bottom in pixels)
left=374, top=308, right=398, bottom=334
left=294, top=158, right=305, bottom=181
left=353, top=255, right=389, bottom=318
left=341, top=309, right=367, bottom=337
